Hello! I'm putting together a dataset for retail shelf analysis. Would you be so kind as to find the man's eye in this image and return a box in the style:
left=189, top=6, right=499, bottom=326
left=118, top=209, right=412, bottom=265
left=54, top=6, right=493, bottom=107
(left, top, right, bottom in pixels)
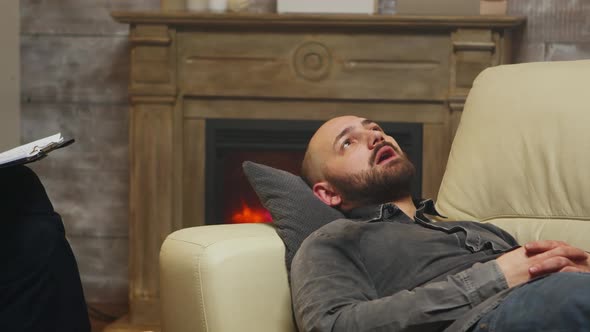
left=342, top=139, right=351, bottom=148
left=372, top=126, right=382, bottom=131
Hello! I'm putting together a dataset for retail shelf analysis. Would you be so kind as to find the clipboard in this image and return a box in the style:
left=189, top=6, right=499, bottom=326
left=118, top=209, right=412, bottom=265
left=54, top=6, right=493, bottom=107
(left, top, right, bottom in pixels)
left=0, top=138, right=75, bottom=169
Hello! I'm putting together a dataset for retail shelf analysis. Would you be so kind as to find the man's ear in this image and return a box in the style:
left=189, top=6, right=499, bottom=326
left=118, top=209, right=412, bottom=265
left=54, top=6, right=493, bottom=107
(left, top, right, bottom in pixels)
left=312, top=181, right=342, bottom=207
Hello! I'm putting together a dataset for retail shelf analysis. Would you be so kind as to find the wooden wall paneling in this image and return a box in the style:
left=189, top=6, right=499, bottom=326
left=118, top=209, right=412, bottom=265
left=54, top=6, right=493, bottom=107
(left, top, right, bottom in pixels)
left=21, top=0, right=160, bottom=35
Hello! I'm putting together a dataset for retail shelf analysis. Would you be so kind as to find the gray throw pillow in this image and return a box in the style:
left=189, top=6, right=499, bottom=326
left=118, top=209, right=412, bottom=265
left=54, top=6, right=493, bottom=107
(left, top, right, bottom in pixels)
left=242, top=161, right=344, bottom=273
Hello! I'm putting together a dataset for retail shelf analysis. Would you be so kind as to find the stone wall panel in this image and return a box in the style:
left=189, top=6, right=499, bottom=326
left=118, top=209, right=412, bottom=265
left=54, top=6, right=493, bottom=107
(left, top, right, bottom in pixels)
left=21, top=0, right=159, bottom=36
left=21, top=36, right=130, bottom=103
left=508, top=0, right=590, bottom=43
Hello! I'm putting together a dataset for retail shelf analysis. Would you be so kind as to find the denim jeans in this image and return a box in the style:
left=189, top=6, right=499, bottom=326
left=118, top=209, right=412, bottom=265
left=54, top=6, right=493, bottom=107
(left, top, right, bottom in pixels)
left=471, top=272, right=590, bottom=332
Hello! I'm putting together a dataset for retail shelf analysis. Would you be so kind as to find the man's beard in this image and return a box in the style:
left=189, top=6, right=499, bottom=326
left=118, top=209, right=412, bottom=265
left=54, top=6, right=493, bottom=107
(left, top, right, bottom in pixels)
left=324, top=142, right=416, bottom=209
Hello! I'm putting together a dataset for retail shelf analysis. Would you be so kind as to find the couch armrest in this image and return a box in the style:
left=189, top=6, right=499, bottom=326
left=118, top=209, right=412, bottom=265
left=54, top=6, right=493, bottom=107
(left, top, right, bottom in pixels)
left=160, top=223, right=296, bottom=332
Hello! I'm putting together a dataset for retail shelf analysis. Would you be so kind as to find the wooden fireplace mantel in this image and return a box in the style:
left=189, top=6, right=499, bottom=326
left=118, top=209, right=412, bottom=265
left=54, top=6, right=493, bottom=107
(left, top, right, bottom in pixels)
left=113, top=11, right=524, bottom=28
left=109, top=11, right=524, bottom=331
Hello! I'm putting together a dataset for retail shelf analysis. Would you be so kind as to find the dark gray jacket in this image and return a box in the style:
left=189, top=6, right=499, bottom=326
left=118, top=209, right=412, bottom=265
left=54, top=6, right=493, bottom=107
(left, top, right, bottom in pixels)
left=290, top=200, right=519, bottom=332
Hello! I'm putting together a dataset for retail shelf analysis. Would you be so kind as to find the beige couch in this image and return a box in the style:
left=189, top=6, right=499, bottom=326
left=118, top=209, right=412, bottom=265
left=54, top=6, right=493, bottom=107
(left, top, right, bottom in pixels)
left=159, top=60, right=590, bottom=332
left=436, top=60, right=590, bottom=249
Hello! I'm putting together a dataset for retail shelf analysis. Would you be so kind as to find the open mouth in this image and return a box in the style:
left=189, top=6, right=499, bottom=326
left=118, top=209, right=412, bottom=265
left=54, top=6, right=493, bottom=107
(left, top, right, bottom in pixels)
left=374, top=145, right=398, bottom=165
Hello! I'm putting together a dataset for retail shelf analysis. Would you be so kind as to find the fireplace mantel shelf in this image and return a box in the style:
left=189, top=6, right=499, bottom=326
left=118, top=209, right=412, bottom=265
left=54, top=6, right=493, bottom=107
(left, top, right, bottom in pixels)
left=107, top=11, right=525, bottom=332
left=112, top=11, right=525, bottom=29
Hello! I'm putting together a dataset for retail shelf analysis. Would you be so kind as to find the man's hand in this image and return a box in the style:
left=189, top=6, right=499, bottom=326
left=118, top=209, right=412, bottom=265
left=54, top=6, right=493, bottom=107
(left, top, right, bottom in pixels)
left=525, top=240, right=590, bottom=275
left=496, top=240, right=590, bottom=288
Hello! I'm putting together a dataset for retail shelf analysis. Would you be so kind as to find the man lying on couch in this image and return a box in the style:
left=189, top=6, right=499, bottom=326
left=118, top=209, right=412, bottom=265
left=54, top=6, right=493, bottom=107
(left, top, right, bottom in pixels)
left=290, top=115, right=590, bottom=332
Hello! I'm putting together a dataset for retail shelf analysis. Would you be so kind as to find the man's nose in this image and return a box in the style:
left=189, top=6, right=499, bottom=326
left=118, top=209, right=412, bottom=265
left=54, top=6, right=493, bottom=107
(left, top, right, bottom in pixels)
left=368, top=130, right=384, bottom=148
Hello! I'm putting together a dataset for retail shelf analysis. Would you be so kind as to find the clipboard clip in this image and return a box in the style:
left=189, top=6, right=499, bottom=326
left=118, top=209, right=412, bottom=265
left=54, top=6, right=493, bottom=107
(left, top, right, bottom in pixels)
left=30, top=139, right=75, bottom=156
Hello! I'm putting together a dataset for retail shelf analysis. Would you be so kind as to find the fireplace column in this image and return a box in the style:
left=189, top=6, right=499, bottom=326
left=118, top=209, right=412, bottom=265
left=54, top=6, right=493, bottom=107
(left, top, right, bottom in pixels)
left=105, top=24, right=183, bottom=331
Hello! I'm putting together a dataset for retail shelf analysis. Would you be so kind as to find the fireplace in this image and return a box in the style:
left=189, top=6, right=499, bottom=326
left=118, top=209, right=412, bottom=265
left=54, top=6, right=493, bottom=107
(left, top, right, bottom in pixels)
left=205, top=119, right=423, bottom=224
left=110, top=11, right=524, bottom=332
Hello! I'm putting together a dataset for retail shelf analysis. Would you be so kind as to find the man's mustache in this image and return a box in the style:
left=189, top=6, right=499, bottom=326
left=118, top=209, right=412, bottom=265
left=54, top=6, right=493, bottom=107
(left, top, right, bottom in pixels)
left=369, top=141, right=402, bottom=166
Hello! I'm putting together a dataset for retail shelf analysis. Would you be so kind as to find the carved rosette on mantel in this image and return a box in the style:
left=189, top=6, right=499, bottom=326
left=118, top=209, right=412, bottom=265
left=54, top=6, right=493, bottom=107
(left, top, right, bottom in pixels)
left=293, top=42, right=333, bottom=81
left=109, top=12, right=524, bottom=332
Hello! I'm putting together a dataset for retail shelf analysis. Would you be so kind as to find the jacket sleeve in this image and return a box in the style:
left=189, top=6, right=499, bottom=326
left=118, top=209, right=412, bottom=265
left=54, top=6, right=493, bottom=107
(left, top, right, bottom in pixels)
left=290, top=231, right=509, bottom=332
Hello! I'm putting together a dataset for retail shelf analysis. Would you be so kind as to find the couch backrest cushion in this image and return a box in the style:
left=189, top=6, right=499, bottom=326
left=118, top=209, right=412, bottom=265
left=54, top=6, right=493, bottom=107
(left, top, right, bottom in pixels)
left=436, top=60, right=590, bottom=250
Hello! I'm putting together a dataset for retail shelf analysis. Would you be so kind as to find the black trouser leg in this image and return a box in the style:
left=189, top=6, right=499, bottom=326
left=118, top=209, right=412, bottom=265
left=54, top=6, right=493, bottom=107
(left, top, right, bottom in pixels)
left=0, top=166, right=90, bottom=332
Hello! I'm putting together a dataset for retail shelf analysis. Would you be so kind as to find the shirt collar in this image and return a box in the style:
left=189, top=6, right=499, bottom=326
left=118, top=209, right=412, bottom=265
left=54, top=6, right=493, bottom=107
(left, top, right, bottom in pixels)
left=415, top=198, right=446, bottom=219
left=345, top=198, right=445, bottom=222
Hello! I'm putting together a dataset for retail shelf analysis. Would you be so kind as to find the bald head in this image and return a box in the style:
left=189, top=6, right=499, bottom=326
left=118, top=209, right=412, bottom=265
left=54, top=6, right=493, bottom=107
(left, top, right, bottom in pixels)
left=301, top=116, right=364, bottom=187
left=301, top=115, right=414, bottom=211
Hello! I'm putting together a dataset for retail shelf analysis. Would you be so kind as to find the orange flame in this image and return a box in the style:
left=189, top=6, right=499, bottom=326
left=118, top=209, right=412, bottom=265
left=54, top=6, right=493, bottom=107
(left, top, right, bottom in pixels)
left=231, top=203, right=272, bottom=223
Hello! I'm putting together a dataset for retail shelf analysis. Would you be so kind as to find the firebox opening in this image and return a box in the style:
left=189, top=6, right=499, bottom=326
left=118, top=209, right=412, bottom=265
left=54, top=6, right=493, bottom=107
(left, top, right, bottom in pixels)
left=222, top=150, right=305, bottom=224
